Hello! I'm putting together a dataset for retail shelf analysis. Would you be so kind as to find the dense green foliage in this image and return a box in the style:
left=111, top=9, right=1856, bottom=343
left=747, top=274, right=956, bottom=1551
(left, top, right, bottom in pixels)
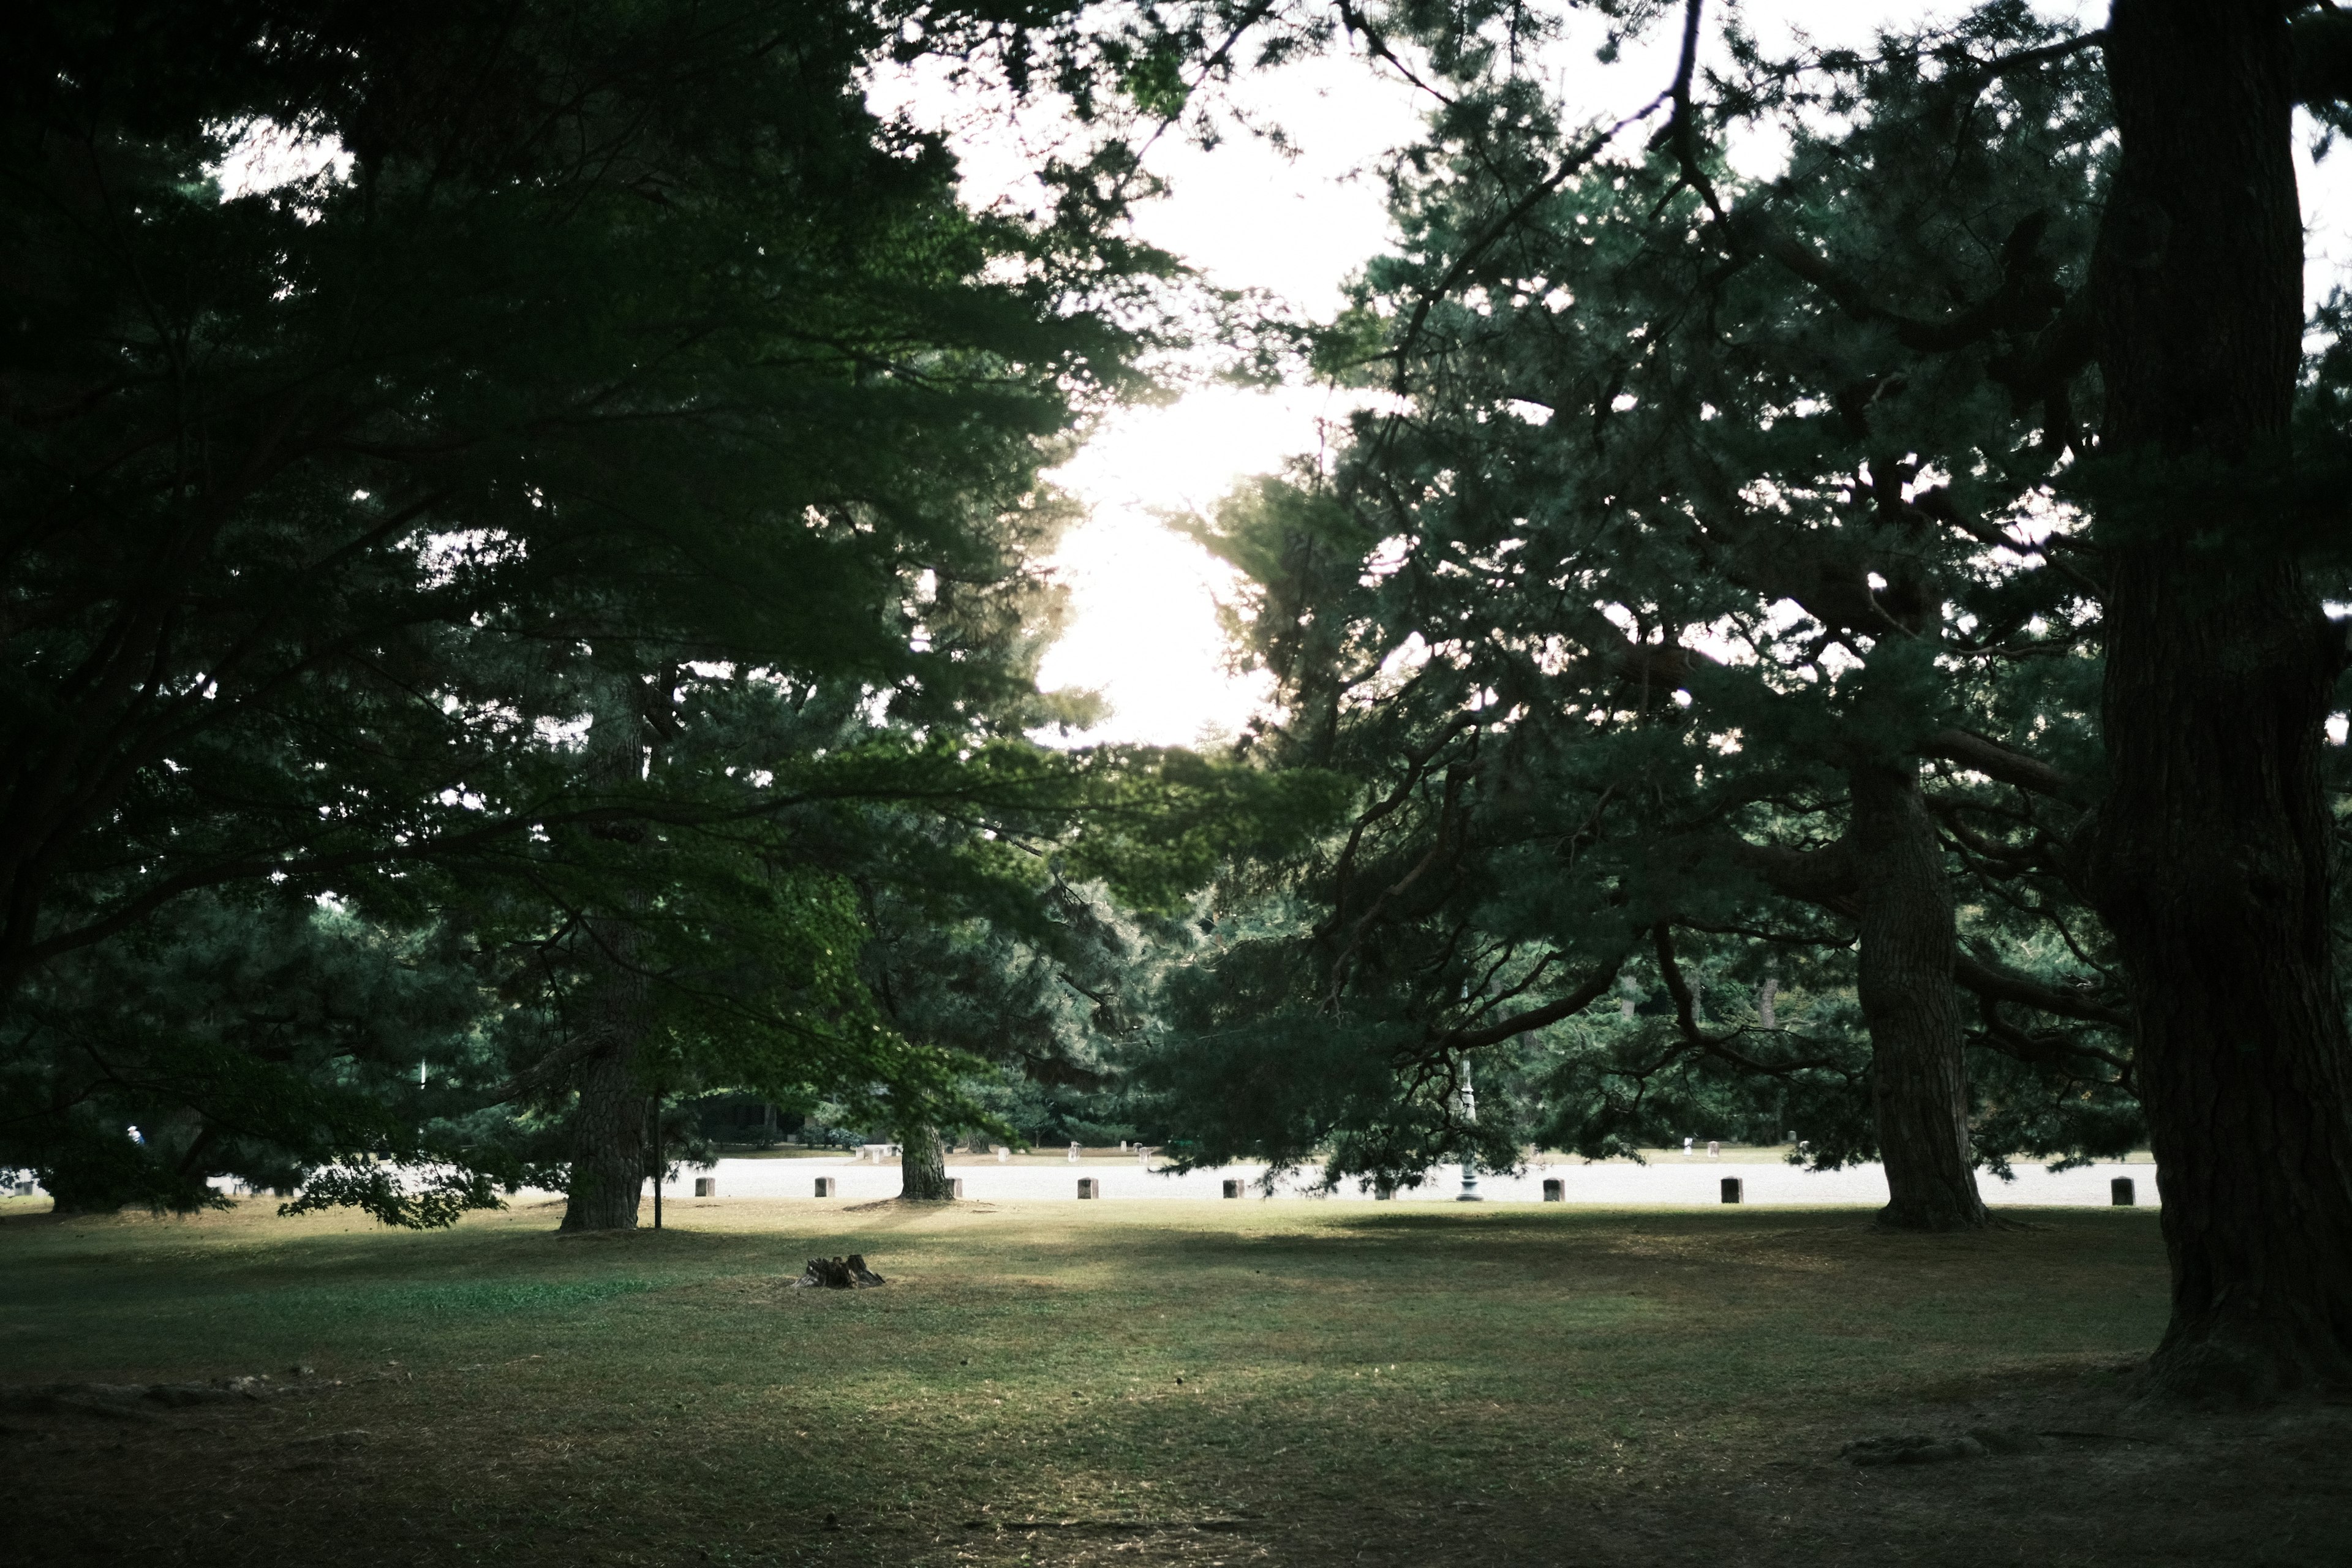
left=0, top=0, right=1350, bottom=1219
left=1136, top=2, right=2157, bottom=1190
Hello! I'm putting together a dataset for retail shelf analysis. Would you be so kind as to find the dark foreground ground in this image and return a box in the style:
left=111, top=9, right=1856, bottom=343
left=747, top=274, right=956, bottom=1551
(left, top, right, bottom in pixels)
left=0, top=1197, right=2342, bottom=1566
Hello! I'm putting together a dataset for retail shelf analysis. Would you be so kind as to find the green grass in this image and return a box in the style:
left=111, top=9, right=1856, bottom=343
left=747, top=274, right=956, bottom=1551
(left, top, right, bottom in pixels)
left=0, top=1197, right=2185, bottom=1566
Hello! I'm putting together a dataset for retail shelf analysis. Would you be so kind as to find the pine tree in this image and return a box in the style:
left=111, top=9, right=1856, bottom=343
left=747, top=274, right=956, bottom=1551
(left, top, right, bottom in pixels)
left=0, top=0, right=1157, bottom=1002
left=0, top=0, right=1255, bottom=1219
left=1156, top=0, right=2352, bottom=1387
left=1140, top=3, right=2131, bottom=1226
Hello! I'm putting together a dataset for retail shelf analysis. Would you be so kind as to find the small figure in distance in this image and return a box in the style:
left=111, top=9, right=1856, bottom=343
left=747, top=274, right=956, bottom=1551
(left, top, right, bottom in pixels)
left=1683, top=1136, right=1694, bottom=1157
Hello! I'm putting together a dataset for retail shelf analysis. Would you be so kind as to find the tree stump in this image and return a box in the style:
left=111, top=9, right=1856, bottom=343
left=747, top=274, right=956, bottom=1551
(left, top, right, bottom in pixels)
left=792, top=1254, right=885, bottom=1289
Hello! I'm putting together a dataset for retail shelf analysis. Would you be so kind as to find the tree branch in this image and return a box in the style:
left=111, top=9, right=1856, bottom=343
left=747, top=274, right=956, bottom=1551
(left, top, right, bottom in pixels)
left=1725, top=836, right=1860, bottom=914
left=1388, top=0, right=1702, bottom=387
left=1953, top=946, right=2126, bottom=1027
left=1921, top=728, right=2081, bottom=799
left=1433, top=949, right=1628, bottom=1052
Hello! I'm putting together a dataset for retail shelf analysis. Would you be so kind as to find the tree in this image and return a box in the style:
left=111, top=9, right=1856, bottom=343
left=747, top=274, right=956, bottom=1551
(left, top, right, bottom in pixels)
left=859, top=850, right=1161, bottom=1199
left=1140, top=2, right=2132, bottom=1227
left=1154, top=0, right=2352, bottom=1387
left=0, top=0, right=1202, bottom=1219
left=0, top=889, right=499, bottom=1223
left=0, top=0, right=1154, bottom=1003
left=2073, top=0, right=2352, bottom=1399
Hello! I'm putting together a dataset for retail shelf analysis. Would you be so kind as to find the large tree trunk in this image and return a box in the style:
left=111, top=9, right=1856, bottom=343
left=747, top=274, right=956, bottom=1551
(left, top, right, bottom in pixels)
left=1850, top=764, right=1988, bottom=1232
left=560, top=916, right=650, bottom=1232
left=897, top=1124, right=954, bottom=1201
left=2082, top=0, right=2352, bottom=1396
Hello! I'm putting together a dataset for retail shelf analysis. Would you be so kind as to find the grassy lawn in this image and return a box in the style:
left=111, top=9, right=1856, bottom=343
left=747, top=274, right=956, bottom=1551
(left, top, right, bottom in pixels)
left=0, top=1197, right=2340, bottom=1567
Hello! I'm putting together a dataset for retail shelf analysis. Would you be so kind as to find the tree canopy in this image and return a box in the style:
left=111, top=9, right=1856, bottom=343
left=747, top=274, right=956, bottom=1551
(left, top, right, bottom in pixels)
left=1130, top=0, right=2352, bottom=1394
left=0, top=0, right=1341, bottom=1222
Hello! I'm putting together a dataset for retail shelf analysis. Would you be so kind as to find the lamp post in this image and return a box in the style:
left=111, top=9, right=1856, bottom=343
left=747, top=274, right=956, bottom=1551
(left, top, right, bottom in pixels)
left=1457, top=1060, right=1482, bottom=1202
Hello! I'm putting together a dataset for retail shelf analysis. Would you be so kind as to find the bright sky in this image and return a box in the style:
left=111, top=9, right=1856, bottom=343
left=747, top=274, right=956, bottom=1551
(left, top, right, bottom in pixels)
left=1033, top=50, right=1431, bottom=747
left=895, top=2, right=2350, bottom=748
left=1026, top=31, right=1689, bottom=746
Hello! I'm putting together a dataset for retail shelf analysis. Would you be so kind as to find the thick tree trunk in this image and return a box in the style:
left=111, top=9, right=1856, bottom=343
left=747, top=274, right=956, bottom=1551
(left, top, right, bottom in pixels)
left=2083, top=0, right=2352, bottom=1396
left=560, top=1044, right=646, bottom=1231
left=1850, top=764, right=1988, bottom=1232
left=560, top=917, right=650, bottom=1233
left=897, top=1124, right=954, bottom=1201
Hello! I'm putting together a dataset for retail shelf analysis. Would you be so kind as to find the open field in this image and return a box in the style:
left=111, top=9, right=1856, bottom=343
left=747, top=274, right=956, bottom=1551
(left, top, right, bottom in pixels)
left=1, top=1199, right=2343, bottom=1567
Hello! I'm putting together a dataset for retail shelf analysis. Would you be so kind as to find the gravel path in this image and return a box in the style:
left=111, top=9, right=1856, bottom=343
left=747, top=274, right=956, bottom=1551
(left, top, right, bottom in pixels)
left=659, top=1152, right=2159, bottom=1207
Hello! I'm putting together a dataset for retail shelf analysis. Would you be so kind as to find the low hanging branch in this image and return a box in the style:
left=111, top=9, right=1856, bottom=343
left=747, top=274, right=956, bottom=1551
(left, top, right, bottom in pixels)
left=1653, top=923, right=1856, bottom=1080
left=1952, top=946, right=2127, bottom=1028
left=1431, top=948, right=1630, bottom=1054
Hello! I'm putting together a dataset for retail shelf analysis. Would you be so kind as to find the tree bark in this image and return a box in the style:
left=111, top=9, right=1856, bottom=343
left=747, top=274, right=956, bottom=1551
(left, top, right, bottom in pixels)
left=1728, top=813, right=1986, bottom=1230
left=2082, top=0, right=2352, bottom=1396
left=897, top=1124, right=954, bottom=1201
left=559, top=916, right=651, bottom=1232
left=1850, top=764, right=1989, bottom=1232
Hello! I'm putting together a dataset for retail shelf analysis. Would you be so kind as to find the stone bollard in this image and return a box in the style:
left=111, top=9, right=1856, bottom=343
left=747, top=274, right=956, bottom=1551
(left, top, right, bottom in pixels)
left=813, top=1177, right=836, bottom=1197
left=1222, top=1179, right=1243, bottom=1199
left=2112, top=1177, right=2135, bottom=1207
left=1077, top=1177, right=1099, bottom=1199
left=1707, top=1140, right=1721, bottom=1159
left=1721, top=1177, right=1743, bottom=1204
left=1542, top=1178, right=1564, bottom=1202
left=1069, top=1142, right=1082, bottom=1163
left=997, top=1147, right=1009, bottom=1163
left=949, top=1178, right=965, bottom=1199
left=694, top=1177, right=716, bottom=1197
